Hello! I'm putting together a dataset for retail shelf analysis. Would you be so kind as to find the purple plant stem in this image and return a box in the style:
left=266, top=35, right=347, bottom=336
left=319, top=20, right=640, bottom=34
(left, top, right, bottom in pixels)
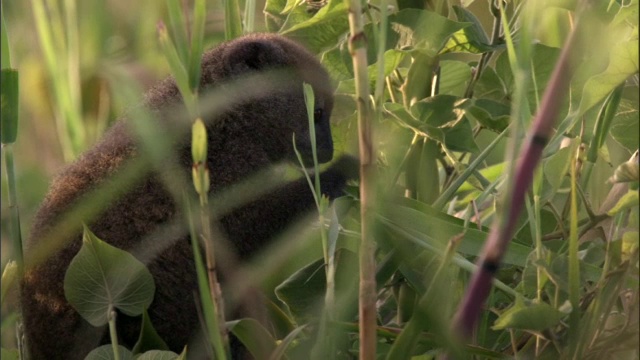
left=452, top=23, right=579, bottom=339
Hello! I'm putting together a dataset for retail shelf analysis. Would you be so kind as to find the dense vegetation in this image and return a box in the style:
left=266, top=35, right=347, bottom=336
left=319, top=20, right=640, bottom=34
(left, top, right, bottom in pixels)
left=1, top=0, right=638, bottom=359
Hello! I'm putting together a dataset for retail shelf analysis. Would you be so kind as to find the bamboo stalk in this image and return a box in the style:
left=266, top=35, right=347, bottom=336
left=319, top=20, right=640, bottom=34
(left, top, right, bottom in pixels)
left=451, top=4, right=584, bottom=341
left=344, top=0, right=376, bottom=358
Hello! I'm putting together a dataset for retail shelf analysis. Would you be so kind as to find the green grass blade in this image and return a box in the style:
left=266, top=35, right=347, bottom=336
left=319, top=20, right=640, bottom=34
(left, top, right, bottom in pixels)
left=165, top=0, right=189, bottom=65
left=188, top=0, right=206, bottom=93
left=224, top=0, right=243, bottom=40
left=1, top=3, right=11, bottom=69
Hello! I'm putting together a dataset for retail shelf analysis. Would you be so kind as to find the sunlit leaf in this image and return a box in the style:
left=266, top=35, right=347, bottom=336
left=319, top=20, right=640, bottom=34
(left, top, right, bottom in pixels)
left=578, top=40, right=639, bottom=115
left=608, top=190, right=639, bottom=216
left=492, top=297, right=566, bottom=331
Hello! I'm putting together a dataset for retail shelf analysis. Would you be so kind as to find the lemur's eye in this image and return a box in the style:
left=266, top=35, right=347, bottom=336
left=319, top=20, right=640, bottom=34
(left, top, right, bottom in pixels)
left=314, top=108, right=323, bottom=123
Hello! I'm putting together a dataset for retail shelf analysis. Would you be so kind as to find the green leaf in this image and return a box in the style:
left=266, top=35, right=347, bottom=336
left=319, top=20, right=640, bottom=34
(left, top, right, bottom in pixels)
left=608, top=155, right=639, bottom=184
left=321, top=46, right=353, bottom=81
left=136, top=350, right=180, bottom=360
left=227, top=318, right=277, bottom=358
left=381, top=200, right=530, bottom=267
left=466, top=98, right=510, bottom=132
left=439, top=60, right=472, bottom=96
left=268, top=325, right=308, bottom=360
left=386, top=9, right=471, bottom=57
left=64, top=226, right=155, bottom=327
left=85, top=345, right=134, bottom=360
left=281, top=0, right=350, bottom=53
left=386, top=96, right=478, bottom=153
left=496, top=44, right=561, bottom=109
left=492, top=298, right=566, bottom=331
left=1, top=3, right=11, bottom=69
left=543, top=139, right=579, bottom=196
left=403, top=53, right=438, bottom=105
left=577, top=40, right=639, bottom=115
left=608, top=190, right=639, bottom=216
left=264, top=0, right=289, bottom=32
left=275, top=249, right=358, bottom=322
left=132, top=310, right=170, bottom=354
left=1, top=261, right=17, bottom=306
left=473, top=66, right=507, bottom=101
left=610, top=90, right=640, bottom=151
left=441, top=6, right=496, bottom=54
left=1, top=69, right=19, bottom=144
left=411, top=95, right=478, bottom=153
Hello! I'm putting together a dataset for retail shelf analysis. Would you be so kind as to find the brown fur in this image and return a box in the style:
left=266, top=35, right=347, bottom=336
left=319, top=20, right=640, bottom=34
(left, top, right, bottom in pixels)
left=21, top=33, right=356, bottom=359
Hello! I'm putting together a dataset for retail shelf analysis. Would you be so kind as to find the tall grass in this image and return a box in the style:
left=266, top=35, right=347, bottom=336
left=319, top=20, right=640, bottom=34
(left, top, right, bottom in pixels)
left=2, top=0, right=638, bottom=359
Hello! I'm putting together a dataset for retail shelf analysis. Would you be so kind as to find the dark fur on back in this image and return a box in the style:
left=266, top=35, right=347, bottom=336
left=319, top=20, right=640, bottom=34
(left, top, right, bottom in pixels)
left=21, top=33, right=356, bottom=359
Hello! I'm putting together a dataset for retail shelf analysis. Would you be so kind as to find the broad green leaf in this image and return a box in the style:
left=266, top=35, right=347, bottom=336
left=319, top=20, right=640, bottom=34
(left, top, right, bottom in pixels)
left=64, top=226, right=155, bottom=327
left=622, top=231, right=639, bottom=261
left=228, top=318, right=277, bottom=358
left=578, top=40, right=639, bottom=115
left=132, top=310, right=170, bottom=354
left=496, top=44, right=561, bottom=110
left=466, top=98, right=510, bottom=132
left=381, top=200, right=530, bottom=267
left=473, top=66, right=508, bottom=101
left=608, top=190, right=639, bottom=216
left=439, top=60, right=472, bottom=96
left=85, top=345, right=134, bottom=360
left=410, top=95, right=478, bottom=153
left=281, top=0, right=350, bottom=53
left=381, top=198, right=604, bottom=282
left=136, top=350, right=180, bottom=360
left=441, top=6, right=496, bottom=54
left=321, top=45, right=353, bottom=82
left=492, top=298, right=566, bottom=331
left=543, top=139, right=579, bottom=196
left=610, top=91, right=640, bottom=150
left=264, top=0, right=289, bottom=31
left=403, top=53, right=438, bottom=105
left=386, top=9, right=471, bottom=56
left=275, top=249, right=358, bottom=322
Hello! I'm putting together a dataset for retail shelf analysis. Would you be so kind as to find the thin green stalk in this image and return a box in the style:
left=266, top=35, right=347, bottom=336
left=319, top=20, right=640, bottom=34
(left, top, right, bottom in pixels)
left=243, top=0, right=256, bottom=33
left=223, top=0, right=243, bottom=39
left=3, top=146, right=23, bottom=274
left=568, top=156, right=581, bottom=358
left=31, top=0, right=85, bottom=160
left=433, top=127, right=508, bottom=210
left=464, top=0, right=503, bottom=98
left=187, top=194, right=228, bottom=360
left=581, top=85, right=624, bottom=186
left=189, top=0, right=206, bottom=94
left=295, top=83, right=336, bottom=359
left=165, top=0, right=189, bottom=65
left=108, top=308, right=120, bottom=360
left=345, top=0, right=376, bottom=356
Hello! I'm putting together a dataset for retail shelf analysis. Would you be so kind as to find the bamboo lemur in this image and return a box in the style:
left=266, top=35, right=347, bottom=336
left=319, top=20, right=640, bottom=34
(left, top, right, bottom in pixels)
left=21, top=33, right=357, bottom=359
